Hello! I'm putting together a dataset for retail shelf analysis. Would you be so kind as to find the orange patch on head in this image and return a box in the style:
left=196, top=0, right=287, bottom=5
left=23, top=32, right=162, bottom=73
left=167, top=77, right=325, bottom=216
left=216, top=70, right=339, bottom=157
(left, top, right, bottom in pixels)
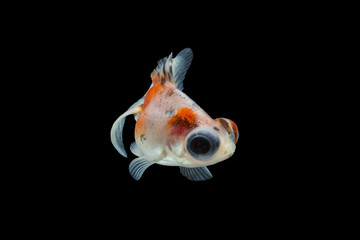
left=167, top=107, right=197, bottom=135
left=216, top=118, right=231, bottom=133
left=216, top=118, right=239, bottom=144
left=229, top=119, right=239, bottom=143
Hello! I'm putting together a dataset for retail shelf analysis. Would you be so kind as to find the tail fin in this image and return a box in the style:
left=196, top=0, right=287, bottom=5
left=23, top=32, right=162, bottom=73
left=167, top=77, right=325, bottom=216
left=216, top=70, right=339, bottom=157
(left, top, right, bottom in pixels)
left=150, top=48, right=193, bottom=90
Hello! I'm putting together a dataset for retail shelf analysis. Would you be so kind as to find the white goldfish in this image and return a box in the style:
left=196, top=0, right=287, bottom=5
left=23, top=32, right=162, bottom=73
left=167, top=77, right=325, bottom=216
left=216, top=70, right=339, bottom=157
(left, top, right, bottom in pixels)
left=111, top=48, right=238, bottom=181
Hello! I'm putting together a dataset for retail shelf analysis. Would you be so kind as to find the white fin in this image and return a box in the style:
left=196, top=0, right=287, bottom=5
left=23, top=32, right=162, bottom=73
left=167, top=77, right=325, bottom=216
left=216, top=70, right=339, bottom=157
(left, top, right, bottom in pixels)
left=129, top=155, right=160, bottom=180
left=130, top=142, right=142, bottom=157
left=110, top=98, right=143, bottom=158
left=111, top=81, right=154, bottom=158
left=179, top=166, right=213, bottom=181
left=151, top=48, right=193, bottom=90
left=172, top=48, right=193, bottom=90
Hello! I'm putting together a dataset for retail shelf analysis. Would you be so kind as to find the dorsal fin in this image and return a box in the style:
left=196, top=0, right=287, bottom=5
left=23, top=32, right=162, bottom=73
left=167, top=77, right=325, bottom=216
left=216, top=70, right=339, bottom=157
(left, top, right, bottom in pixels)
left=150, top=48, right=193, bottom=90
left=172, top=48, right=193, bottom=90
left=150, top=53, right=174, bottom=85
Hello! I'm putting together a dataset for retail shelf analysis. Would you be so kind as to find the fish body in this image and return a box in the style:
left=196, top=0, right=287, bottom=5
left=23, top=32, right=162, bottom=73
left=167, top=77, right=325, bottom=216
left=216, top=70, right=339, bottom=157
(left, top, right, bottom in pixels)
left=111, top=48, right=238, bottom=181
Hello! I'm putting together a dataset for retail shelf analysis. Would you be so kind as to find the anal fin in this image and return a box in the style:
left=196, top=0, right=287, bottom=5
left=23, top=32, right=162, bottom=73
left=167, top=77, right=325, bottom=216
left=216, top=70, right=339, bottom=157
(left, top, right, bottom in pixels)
left=179, top=166, right=213, bottom=181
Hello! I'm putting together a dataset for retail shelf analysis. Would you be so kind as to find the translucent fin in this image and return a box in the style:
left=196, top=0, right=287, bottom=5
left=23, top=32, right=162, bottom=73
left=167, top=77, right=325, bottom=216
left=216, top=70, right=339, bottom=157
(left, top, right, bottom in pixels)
left=129, top=156, right=160, bottom=180
left=151, top=54, right=173, bottom=85
left=130, top=142, right=142, bottom=157
left=111, top=81, right=154, bottom=157
left=179, top=166, right=213, bottom=181
left=172, top=48, right=193, bottom=91
left=110, top=98, right=143, bottom=158
left=150, top=48, right=193, bottom=90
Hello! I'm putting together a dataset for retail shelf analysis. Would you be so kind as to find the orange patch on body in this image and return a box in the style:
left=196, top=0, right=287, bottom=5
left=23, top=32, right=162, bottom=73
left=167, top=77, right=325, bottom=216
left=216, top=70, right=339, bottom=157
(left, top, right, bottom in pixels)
left=167, top=107, right=197, bottom=136
left=143, top=82, right=176, bottom=107
left=144, top=83, right=162, bottom=107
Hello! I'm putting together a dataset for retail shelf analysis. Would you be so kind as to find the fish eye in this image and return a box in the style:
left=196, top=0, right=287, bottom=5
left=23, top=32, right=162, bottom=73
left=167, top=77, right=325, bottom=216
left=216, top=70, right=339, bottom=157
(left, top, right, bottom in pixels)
left=186, top=128, right=220, bottom=161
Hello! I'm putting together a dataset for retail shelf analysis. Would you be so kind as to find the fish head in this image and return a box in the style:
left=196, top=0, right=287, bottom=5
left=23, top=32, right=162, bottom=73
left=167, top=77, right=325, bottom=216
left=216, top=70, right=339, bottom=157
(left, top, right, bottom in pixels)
left=166, top=108, right=239, bottom=167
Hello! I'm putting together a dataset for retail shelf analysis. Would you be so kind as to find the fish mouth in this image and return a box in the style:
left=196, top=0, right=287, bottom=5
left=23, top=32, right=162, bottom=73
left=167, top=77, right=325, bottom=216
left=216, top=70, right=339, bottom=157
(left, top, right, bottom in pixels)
left=221, top=143, right=236, bottom=161
left=227, top=147, right=235, bottom=158
left=230, top=142, right=237, bottom=156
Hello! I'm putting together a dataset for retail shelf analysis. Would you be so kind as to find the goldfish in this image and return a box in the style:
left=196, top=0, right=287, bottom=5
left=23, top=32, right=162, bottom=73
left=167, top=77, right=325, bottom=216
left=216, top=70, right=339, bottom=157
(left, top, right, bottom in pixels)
left=111, top=48, right=238, bottom=181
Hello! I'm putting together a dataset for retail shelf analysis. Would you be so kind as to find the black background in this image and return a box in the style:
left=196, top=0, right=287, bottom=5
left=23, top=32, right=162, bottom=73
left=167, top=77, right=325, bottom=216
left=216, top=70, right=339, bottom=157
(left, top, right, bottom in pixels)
left=13, top=5, right=324, bottom=234
left=51, top=28, right=302, bottom=214
left=42, top=25, right=295, bottom=190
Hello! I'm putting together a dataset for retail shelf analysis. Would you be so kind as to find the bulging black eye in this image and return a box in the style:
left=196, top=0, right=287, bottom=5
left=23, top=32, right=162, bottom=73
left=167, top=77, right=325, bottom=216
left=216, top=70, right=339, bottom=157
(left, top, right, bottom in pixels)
left=189, top=136, right=211, bottom=155
left=186, top=128, right=220, bottom=160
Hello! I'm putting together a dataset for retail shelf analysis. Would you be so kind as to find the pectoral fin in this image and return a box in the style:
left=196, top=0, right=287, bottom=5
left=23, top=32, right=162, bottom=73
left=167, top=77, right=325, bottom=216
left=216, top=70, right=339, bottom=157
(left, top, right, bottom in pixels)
left=129, top=155, right=160, bottom=180
left=110, top=100, right=143, bottom=158
left=110, top=83, right=153, bottom=158
left=130, top=142, right=142, bottom=157
left=179, top=166, right=213, bottom=181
